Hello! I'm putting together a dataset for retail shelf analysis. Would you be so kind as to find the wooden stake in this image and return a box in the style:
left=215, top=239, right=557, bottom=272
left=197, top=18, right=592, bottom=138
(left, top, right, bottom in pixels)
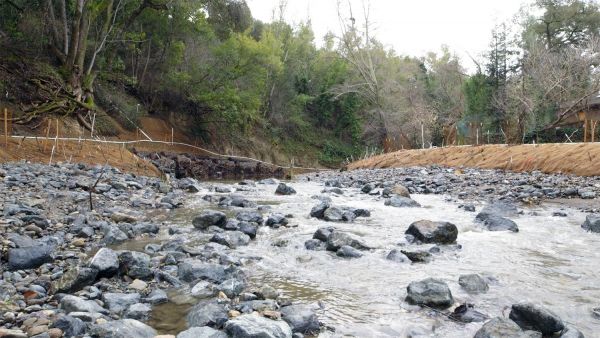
left=584, top=119, right=588, bottom=143
left=171, top=128, right=174, bottom=145
left=43, top=119, right=51, bottom=152
left=4, top=108, right=8, bottom=147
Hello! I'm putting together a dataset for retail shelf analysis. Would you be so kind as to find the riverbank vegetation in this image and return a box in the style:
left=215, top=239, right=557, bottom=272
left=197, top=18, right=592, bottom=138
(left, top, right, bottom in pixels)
left=1, top=0, right=599, bottom=166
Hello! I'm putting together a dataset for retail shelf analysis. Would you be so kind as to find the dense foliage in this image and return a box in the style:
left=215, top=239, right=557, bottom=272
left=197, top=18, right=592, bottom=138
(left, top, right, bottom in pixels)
left=1, top=0, right=600, bottom=165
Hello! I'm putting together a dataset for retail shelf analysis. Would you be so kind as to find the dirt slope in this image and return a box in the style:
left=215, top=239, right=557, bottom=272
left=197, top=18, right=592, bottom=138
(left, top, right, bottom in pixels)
left=349, top=143, right=600, bottom=176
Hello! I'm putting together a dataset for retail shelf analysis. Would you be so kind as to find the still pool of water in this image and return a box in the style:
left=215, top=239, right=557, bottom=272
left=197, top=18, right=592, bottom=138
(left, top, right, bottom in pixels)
left=154, top=181, right=600, bottom=337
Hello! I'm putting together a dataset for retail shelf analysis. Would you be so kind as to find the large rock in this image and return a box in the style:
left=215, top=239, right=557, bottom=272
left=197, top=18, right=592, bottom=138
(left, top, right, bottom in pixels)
left=102, top=226, right=128, bottom=245
left=326, top=232, right=370, bottom=251
left=384, top=195, right=420, bottom=208
left=7, top=245, right=54, bottom=270
left=89, top=248, right=119, bottom=278
left=177, top=327, right=228, bottom=338
left=210, top=231, right=251, bottom=248
left=509, top=302, right=564, bottom=335
left=405, top=220, right=458, bottom=244
left=386, top=249, right=410, bottom=263
left=236, top=211, right=263, bottom=224
left=118, top=251, right=152, bottom=279
left=474, top=317, right=541, bottom=338
left=458, top=274, right=489, bottom=293
left=483, top=216, right=519, bottom=232
left=102, top=293, right=141, bottom=314
left=476, top=202, right=518, bottom=222
left=275, top=183, right=296, bottom=195
left=60, top=295, right=108, bottom=314
left=225, top=314, right=292, bottom=338
left=217, top=278, right=246, bottom=298
left=392, top=184, right=411, bottom=198
left=310, top=202, right=330, bottom=219
left=51, top=315, right=86, bottom=338
left=336, top=245, right=363, bottom=258
left=178, top=260, right=244, bottom=284
left=560, top=325, right=585, bottom=338
left=312, top=227, right=334, bottom=242
left=323, top=207, right=344, bottom=222
left=280, top=305, right=320, bottom=334
left=187, top=300, right=228, bottom=328
left=405, top=278, right=453, bottom=308
left=89, top=319, right=156, bottom=338
left=52, top=266, right=98, bottom=293
left=582, top=214, right=600, bottom=233
left=193, top=210, right=227, bottom=230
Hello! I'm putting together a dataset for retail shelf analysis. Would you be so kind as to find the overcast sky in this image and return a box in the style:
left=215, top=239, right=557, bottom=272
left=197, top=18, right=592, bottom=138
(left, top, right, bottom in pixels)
left=247, top=0, right=532, bottom=72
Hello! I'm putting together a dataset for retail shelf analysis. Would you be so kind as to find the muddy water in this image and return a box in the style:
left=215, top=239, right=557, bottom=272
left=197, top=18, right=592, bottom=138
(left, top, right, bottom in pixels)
left=156, top=181, right=600, bottom=337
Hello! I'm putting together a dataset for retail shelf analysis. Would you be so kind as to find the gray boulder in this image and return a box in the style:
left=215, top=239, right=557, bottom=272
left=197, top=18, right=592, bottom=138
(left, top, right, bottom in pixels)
left=102, top=226, right=128, bottom=245
left=326, top=232, right=370, bottom=251
left=236, top=211, right=264, bottom=224
left=386, top=249, right=410, bottom=263
left=560, top=325, right=585, bottom=338
left=336, top=245, right=363, bottom=258
left=89, top=248, right=119, bottom=278
left=275, top=183, right=296, bottom=195
left=476, top=202, right=519, bottom=222
left=7, top=245, right=54, bottom=270
left=51, top=315, right=86, bottom=338
left=217, top=278, right=246, bottom=298
left=385, top=195, right=420, bottom=208
left=405, top=220, right=458, bottom=244
left=187, top=300, right=228, bottom=328
left=118, top=251, right=152, bottom=279
left=280, top=305, right=320, bottom=334
left=210, top=231, right=251, bottom=248
left=304, top=239, right=326, bottom=251
left=474, top=317, right=541, bottom=338
left=193, top=210, right=227, bottom=230
left=483, top=216, right=519, bottom=232
left=125, top=303, right=152, bottom=320
left=60, top=295, right=108, bottom=314
left=225, top=314, right=292, bottom=338
left=177, top=327, right=228, bottom=338
left=509, top=302, right=564, bottom=335
left=582, top=214, right=600, bottom=233
left=310, top=202, right=330, bottom=219
left=52, top=266, right=98, bottom=293
left=458, top=274, right=489, bottom=293
left=406, top=278, right=453, bottom=308
left=89, top=319, right=156, bottom=338
left=102, top=293, right=141, bottom=315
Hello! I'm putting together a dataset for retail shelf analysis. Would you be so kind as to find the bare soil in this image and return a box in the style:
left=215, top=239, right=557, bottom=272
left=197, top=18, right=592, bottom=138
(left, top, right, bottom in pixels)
left=349, top=143, right=600, bottom=176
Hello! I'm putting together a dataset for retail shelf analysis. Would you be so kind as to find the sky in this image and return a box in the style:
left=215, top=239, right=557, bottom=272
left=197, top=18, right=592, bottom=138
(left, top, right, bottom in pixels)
left=247, top=0, right=532, bottom=73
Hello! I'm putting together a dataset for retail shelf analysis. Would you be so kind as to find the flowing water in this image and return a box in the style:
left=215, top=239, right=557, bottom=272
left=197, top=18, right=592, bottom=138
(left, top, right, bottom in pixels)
left=152, top=180, right=600, bottom=337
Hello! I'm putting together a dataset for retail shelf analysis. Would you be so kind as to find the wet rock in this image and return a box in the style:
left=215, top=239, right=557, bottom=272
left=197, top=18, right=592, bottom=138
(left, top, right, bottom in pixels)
left=326, top=232, right=370, bottom=251
left=336, top=245, right=363, bottom=258
left=178, top=260, right=244, bottom=284
left=509, top=302, right=564, bottom=335
left=211, top=231, right=251, bottom=248
left=7, top=245, right=54, bottom=270
left=323, top=207, right=344, bottom=222
left=280, top=305, right=320, bottom=335
left=102, top=293, right=141, bottom=314
left=405, top=220, right=458, bottom=244
left=89, top=248, right=119, bottom=278
left=187, top=300, right=228, bottom=328
left=266, top=214, right=288, bottom=228
left=118, top=251, right=152, bottom=279
left=51, top=315, right=86, bottom=338
left=238, top=300, right=279, bottom=313
left=52, top=266, right=98, bottom=293
left=385, top=195, right=421, bottom=208
left=474, top=317, right=540, bottom=338
left=236, top=211, right=264, bottom=224
left=361, top=183, right=375, bottom=193
left=449, top=303, right=489, bottom=323
left=476, top=202, right=518, bottom=222
left=401, top=250, right=432, bottom=263
left=309, top=202, right=330, bottom=219
left=312, top=227, right=334, bottom=242
left=225, top=314, right=292, bottom=338
left=237, top=221, right=258, bottom=239
left=125, top=303, right=152, bottom=320
left=276, top=183, right=296, bottom=195
left=0, top=329, right=27, bottom=338
left=177, top=326, right=228, bottom=338
left=259, top=285, right=280, bottom=300
left=193, top=211, right=227, bottom=230
left=458, top=274, right=489, bottom=293
left=217, top=278, right=246, bottom=298
left=482, top=216, right=519, bottom=232
left=559, top=325, right=585, bottom=338
left=60, top=295, right=108, bottom=314
left=386, top=249, right=410, bottom=263
left=89, top=319, right=156, bottom=338
left=581, top=214, right=600, bottom=233
left=304, top=239, right=326, bottom=251
left=406, top=278, right=453, bottom=308
left=191, top=281, right=216, bottom=298
left=6, top=233, right=36, bottom=248
left=102, top=226, right=128, bottom=245
left=145, top=289, right=168, bottom=304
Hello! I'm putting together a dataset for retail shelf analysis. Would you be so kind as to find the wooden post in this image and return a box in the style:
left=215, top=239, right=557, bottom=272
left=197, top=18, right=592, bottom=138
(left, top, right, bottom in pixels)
left=43, top=119, right=51, bottom=152
left=592, top=120, right=597, bottom=143
left=584, top=119, right=588, bottom=143
left=171, top=128, right=174, bottom=145
left=4, top=108, right=8, bottom=147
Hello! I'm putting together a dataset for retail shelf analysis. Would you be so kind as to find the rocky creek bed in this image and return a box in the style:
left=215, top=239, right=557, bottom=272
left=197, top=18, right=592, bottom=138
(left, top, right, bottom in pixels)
left=0, top=162, right=599, bottom=338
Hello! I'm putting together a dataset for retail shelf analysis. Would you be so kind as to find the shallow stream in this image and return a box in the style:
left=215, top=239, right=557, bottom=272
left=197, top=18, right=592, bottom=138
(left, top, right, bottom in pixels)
left=152, top=180, right=600, bottom=337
